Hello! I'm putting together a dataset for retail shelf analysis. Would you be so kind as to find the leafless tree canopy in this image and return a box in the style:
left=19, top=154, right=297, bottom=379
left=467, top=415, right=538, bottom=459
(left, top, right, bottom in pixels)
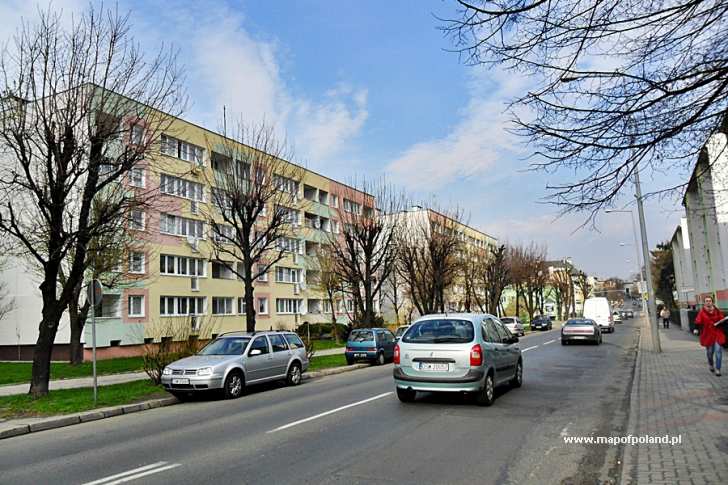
left=396, top=207, right=465, bottom=316
left=443, top=1, right=728, bottom=215
left=0, top=5, right=185, bottom=396
left=328, top=179, right=403, bottom=326
left=205, top=121, right=303, bottom=332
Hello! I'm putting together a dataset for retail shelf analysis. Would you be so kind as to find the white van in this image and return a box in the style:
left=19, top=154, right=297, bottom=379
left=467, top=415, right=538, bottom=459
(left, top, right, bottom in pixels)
left=583, top=297, right=614, bottom=333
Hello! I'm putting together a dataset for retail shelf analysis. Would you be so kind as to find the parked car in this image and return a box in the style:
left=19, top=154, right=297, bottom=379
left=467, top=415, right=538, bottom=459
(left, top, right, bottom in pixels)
left=583, top=297, right=614, bottom=332
left=161, top=331, right=309, bottom=400
left=394, top=325, right=411, bottom=341
left=393, top=313, right=522, bottom=406
left=612, top=311, right=623, bottom=324
left=626, top=309, right=634, bottom=319
left=345, top=328, right=396, bottom=365
left=561, top=318, right=602, bottom=345
left=530, top=315, right=552, bottom=331
left=500, top=316, right=525, bottom=336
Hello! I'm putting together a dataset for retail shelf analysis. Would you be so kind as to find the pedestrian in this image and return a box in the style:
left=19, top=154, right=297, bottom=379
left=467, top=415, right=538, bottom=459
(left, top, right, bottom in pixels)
left=695, top=296, right=726, bottom=376
left=660, top=306, right=671, bottom=329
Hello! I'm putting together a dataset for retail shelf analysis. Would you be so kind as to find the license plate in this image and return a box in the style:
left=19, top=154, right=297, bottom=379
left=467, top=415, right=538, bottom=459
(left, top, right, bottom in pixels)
left=572, top=336, right=587, bottom=340
left=354, top=353, right=367, bottom=358
left=172, top=378, right=190, bottom=385
left=418, top=362, right=449, bottom=372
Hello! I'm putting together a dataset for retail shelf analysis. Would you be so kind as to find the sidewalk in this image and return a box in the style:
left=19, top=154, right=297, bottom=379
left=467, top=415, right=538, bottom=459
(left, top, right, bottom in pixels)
left=0, top=372, right=148, bottom=397
left=621, top=318, right=728, bottom=484
left=314, top=346, right=344, bottom=357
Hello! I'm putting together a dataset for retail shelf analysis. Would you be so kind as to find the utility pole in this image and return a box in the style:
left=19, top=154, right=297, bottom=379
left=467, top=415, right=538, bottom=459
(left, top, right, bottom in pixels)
left=634, top=167, right=662, bottom=352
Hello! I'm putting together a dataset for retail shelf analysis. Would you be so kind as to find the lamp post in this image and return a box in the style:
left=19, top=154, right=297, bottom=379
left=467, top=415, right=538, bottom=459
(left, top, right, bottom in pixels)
left=605, top=202, right=661, bottom=352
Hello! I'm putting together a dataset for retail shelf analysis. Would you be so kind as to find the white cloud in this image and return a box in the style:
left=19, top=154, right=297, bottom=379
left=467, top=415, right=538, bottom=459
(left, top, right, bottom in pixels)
left=385, top=68, right=527, bottom=192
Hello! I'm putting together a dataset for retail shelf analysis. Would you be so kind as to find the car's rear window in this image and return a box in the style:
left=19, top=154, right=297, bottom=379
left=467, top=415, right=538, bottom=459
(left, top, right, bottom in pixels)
left=500, top=318, right=514, bottom=324
left=349, top=330, right=374, bottom=342
left=395, top=327, right=409, bottom=337
left=199, top=337, right=250, bottom=355
left=402, top=319, right=474, bottom=344
left=565, top=319, right=593, bottom=326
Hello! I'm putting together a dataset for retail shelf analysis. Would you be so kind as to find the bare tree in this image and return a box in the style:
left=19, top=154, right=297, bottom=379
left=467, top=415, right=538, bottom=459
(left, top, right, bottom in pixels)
left=521, top=245, right=548, bottom=321
left=0, top=6, right=184, bottom=396
left=315, top=244, right=343, bottom=344
left=460, top=245, right=486, bottom=312
left=481, top=244, right=510, bottom=315
left=443, top=1, right=728, bottom=215
left=508, top=245, right=528, bottom=317
left=397, top=207, right=464, bottom=315
left=383, top=265, right=406, bottom=326
left=0, top=256, right=15, bottom=323
left=549, top=269, right=572, bottom=321
left=327, top=180, right=402, bottom=326
left=205, top=121, right=303, bottom=332
left=575, top=270, right=592, bottom=312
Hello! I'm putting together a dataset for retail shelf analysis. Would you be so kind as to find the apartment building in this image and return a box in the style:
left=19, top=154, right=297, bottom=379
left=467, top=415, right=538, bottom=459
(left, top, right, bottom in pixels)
left=0, top=96, right=371, bottom=359
left=381, top=206, right=498, bottom=322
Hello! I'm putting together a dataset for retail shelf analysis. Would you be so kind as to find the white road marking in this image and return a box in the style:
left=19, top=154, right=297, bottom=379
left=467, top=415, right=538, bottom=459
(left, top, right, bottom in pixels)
left=82, top=462, right=180, bottom=485
left=523, top=346, right=539, bottom=352
left=267, top=392, right=393, bottom=433
left=543, top=339, right=557, bottom=345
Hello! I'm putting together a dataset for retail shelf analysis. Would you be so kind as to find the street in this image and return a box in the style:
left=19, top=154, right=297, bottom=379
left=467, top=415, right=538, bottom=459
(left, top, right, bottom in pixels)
left=1, top=320, right=639, bottom=485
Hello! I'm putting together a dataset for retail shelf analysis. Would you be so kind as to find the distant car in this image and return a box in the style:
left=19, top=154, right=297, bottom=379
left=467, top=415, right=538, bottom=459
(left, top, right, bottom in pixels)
left=530, top=315, right=552, bottom=331
left=346, top=328, right=396, bottom=365
left=393, top=313, right=522, bottom=406
left=626, top=310, right=634, bottom=319
left=561, top=318, right=602, bottom=345
left=500, top=316, right=525, bottom=336
left=394, top=325, right=411, bottom=341
left=612, top=311, right=623, bottom=324
left=161, top=331, right=309, bottom=400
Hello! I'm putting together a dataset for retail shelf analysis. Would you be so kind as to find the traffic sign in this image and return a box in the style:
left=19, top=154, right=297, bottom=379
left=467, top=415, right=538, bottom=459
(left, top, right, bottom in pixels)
left=86, top=279, right=103, bottom=306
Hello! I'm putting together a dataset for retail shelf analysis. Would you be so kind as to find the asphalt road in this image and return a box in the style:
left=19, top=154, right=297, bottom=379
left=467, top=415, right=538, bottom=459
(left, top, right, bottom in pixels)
left=1, top=320, right=640, bottom=485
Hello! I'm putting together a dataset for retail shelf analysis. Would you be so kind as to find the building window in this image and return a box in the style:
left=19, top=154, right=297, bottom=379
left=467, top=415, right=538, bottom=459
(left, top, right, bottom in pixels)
left=275, top=267, right=300, bottom=283
left=212, top=297, right=234, bottom=315
left=130, top=210, right=145, bottom=231
left=258, top=297, right=268, bottom=315
left=98, top=294, right=121, bottom=318
left=129, top=168, right=145, bottom=188
left=161, top=134, right=204, bottom=166
left=159, top=296, right=206, bottom=316
left=160, top=174, right=204, bottom=201
left=274, top=175, right=299, bottom=195
left=128, top=295, right=144, bottom=317
left=130, top=123, right=144, bottom=145
left=212, top=224, right=234, bottom=243
left=160, top=213, right=204, bottom=238
left=275, top=205, right=299, bottom=225
left=277, top=237, right=300, bottom=253
left=256, top=265, right=268, bottom=282
left=129, top=252, right=145, bottom=274
left=160, top=255, right=206, bottom=277
left=330, top=195, right=338, bottom=208
left=238, top=298, right=247, bottom=315
left=276, top=298, right=301, bottom=314
left=212, top=261, right=236, bottom=280
left=343, top=199, right=361, bottom=214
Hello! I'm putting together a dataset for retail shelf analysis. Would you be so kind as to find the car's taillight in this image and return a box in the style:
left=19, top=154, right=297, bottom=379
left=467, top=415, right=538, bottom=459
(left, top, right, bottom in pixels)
left=368, top=347, right=377, bottom=352
left=346, top=347, right=353, bottom=352
left=394, top=344, right=400, bottom=364
left=470, top=344, right=483, bottom=366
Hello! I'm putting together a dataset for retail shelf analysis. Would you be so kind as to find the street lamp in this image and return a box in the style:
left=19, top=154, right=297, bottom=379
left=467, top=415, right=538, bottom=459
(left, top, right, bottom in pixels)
left=606, top=205, right=661, bottom=352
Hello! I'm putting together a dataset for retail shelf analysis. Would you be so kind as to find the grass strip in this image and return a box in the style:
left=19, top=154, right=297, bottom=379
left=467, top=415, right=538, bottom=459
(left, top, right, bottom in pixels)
left=0, top=357, right=146, bottom=386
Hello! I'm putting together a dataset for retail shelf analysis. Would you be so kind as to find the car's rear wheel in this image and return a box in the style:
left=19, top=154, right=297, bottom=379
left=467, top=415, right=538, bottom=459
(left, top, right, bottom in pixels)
left=170, top=391, right=189, bottom=402
left=223, top=370, right=244, bottom=399
left=376, top=352, right=386, bottom=366
left=475, top=373, right=495, bottom=406
left=510, top=360, right=523, bottom=388
left=346, top=357, right=354, bottom=365
left=561, top=339, right=568, bottom=345
left=396, top=387, right=416, bottom=403
left=286, top=362, right=302, bottom=386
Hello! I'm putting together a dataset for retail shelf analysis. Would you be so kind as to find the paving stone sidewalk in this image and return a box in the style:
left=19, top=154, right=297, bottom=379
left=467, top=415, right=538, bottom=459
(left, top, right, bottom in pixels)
left=621, top=318, right=728, bottom=484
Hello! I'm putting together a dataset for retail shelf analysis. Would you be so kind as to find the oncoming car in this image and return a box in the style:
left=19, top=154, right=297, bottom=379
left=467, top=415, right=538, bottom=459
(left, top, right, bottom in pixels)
left=561, top=319, right=602, bottom=345
left=161, top=331, right=308, bottom=400
left=393, top=314, right=522, bottom=406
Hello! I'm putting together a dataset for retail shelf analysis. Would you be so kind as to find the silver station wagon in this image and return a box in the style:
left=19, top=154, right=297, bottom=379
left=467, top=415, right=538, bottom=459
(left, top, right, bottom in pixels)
left=393, top=313, right=523, bottom=406
left=161, top=331, right=309, bottom=400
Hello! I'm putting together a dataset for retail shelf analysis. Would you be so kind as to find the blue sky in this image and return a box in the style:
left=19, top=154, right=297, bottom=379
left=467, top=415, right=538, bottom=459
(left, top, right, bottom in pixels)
left=0, top=0, right=687, bottom=278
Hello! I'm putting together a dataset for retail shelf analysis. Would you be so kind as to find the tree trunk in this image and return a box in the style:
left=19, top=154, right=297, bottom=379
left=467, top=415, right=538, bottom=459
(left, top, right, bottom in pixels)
left=68, top=298, right=89, bottom=365
left=30, top=309, right=62, bottom=397
left=244, top=272, right=256, bottom=333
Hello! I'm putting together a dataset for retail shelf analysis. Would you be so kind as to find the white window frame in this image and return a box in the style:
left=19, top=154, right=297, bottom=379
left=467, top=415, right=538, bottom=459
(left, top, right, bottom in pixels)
left=129, top=167, right=145, bottom=188
left=130, top=210, right=145, bottom=231
left=130, top=123, right=145, bottom=145
left=160, top=296, right=207, bottom=317
left=276, top=298, right=300, bottom=314
left=257, top=297, right=269, bottom=315
left=212, top=297, right=234, bottom=315
left=275, top=267, right=300, bottom=284
left=128, top=295, right=145, bottom=317
left=129, top=252, right=145, bottom=274
left=238, top=298, right=247, bottom=315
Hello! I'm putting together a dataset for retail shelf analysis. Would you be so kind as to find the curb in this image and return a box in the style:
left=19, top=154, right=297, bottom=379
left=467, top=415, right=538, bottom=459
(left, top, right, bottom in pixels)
left=0, top=396, right=177, bottom=441
left=0, top=362, right=372, bottom=441
left=619, top=322, right=643, bottom=485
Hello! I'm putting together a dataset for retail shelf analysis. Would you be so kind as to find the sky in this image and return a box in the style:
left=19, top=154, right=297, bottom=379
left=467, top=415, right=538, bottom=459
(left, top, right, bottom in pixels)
left=0, top=0, right=689, bottom=279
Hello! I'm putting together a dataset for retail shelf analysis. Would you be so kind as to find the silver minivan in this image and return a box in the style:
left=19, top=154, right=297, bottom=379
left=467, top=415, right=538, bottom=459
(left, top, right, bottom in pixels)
left=161, top=331, right=309, bottom=400
left=393, top=313, right=522, bottom=406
